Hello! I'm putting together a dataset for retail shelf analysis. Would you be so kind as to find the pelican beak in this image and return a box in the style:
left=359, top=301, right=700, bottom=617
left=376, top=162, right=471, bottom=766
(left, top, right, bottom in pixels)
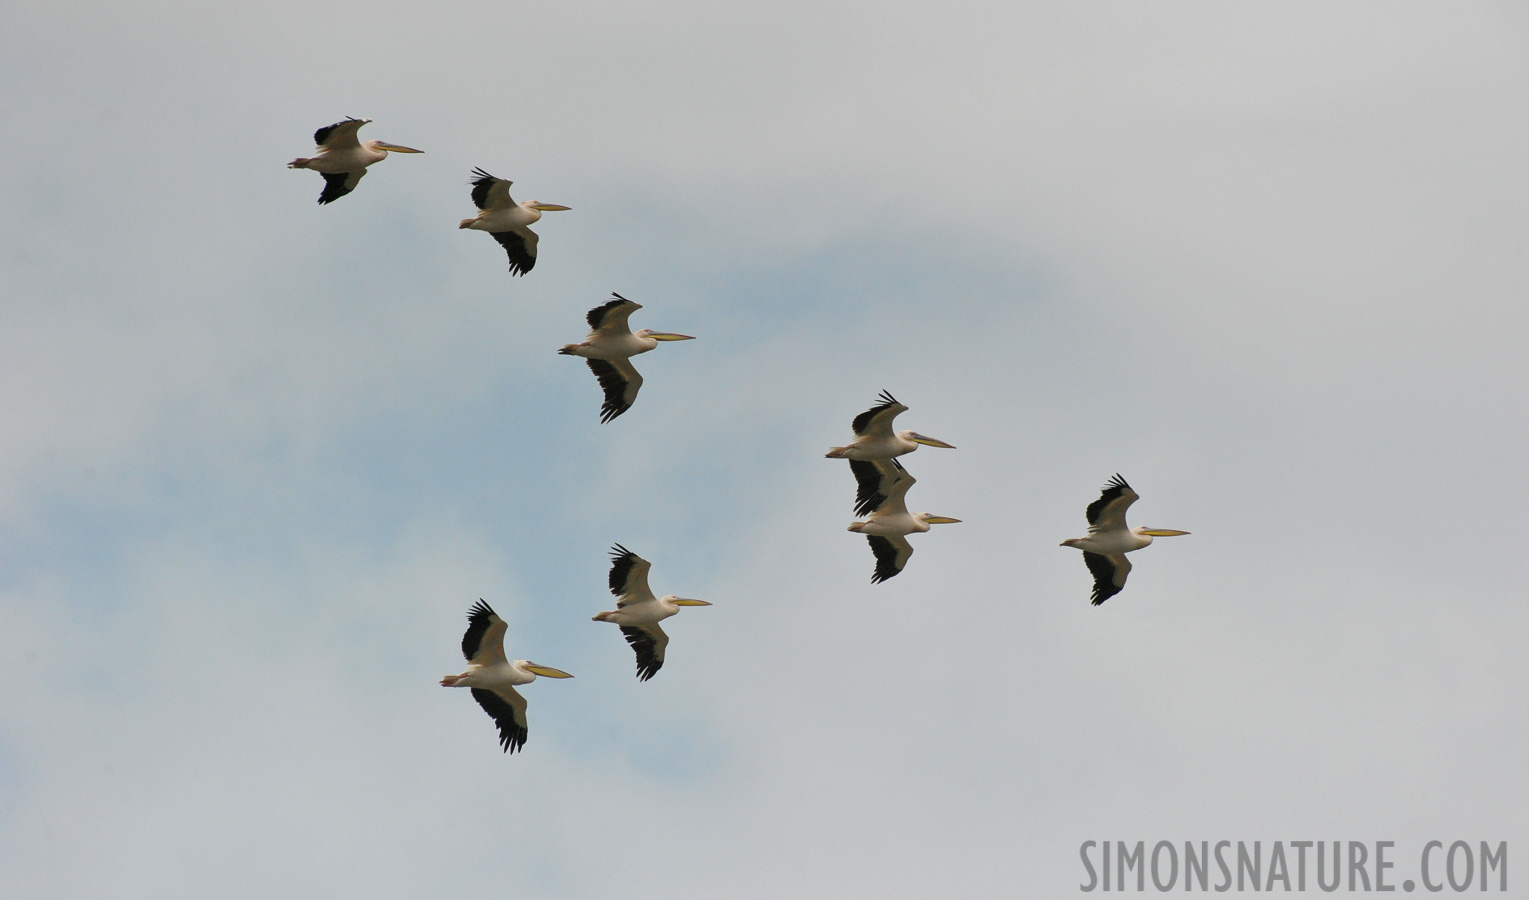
left=649, top=333, right=696, bottom=341
left=671, top=598, right=713, bottom=606
left=531, top=203, right=572, bottom=211
left=372, top=142, right=424, bottom=153
left=1140, top=529, right=1190, bottom=537
left=524, top=664, right=575, bottom=678
left=910, top=433, right=956, bottom=449
left=925, top=516, right=962, bottom=525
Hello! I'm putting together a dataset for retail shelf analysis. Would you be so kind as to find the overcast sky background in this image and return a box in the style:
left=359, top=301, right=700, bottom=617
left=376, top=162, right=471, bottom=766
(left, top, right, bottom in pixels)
left=1, top=1, right=1526, bottom=896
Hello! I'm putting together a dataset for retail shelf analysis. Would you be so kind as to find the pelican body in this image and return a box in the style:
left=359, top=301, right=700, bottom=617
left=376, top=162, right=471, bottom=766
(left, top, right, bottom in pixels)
left=440, top=600, right=572, bottom=753
left=1060, top=474, right=1189, bottom=605
left=826, top=390, right=955, bottom=461
left=459, top=167, right=570, bottom=275
left=288, top=117, right=422, bottom=204
left=846, top=468, right=961, bottom=582
left=559, top=293, right=695, bottom=423
left=592, top=544, right=711, bottom=680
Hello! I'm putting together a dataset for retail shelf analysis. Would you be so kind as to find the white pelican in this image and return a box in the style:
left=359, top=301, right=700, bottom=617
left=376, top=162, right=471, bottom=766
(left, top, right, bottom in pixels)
left=558, top=293, right=695, bottom=423
left=846, top=468, right=961, bottom=583
left=592, top=544, right=711, bottom=681
left=826, top=391, right=956, bottom=461
left=459, top=168, right=570, bottom=275
left=440, top=600, right=573, bottom=753
left=287, top=117, right=422, bottom=204
left=1060, top=474, right=1189, bottom=605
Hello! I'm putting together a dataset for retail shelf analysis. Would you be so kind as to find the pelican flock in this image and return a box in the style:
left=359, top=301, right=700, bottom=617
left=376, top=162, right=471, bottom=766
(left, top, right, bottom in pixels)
left=274, top=115, right=1198, bottom=757
left=440, top=601, right=573, bottom=753
left=559, top=293, right=694, bottom=422
left=459, top=167, right=570, bottom=275
left=592, top=544, right=711, bottom=681
left=1060, top=475, right=1189, bottom=605
left=287, top=117, right=422, bottom=204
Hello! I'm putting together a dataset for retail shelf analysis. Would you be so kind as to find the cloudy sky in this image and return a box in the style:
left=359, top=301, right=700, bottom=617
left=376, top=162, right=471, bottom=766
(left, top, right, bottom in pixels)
left=1, top=1, right=1525, bottom=896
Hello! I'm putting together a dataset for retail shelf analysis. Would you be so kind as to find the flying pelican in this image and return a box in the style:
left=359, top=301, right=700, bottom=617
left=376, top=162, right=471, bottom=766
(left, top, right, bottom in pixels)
left=440, top=600, right=573, bottom=753
left=558, top=293, right=695, bottom=423
left=1060, top=474, right=1189, bottom=605
left=592, top=544, right=711, bottom=681
left=826, top=391, right=956, bottom=461
left=287, top=117, right=422, bottom=204
left=846, top=468, right=961, bottom=583
left=459, top=168, right=570, bottom=275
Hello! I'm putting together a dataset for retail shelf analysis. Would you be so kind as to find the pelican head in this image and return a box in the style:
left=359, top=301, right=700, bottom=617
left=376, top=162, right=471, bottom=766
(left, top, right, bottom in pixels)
left=366, top=140, right=424, bottom=154
left=524, top=201, right=572, bottom=211
left=665, top=596, right=713, bottom=607
left=915, top=514, right=963, bottom=525
left=636, top=329, right=697, bottom=341
left=521, top=662, right=575, bottom=679
left=900, top=430, right=956, bottom=449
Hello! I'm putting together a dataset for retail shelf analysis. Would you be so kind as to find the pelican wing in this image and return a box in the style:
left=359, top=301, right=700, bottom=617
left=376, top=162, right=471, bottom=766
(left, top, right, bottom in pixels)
left=317, top=169, right=366, bottom=205
left=586, top=293, right=641, bottom=334
left=848, top=457, right=906, bottom=517
left=608, top=543, right=655, bottom=605
left=867, top=534, right=914, bottom=583
left=1085, top=474, right=1139, bottom=531
left=875, top=467, right=917, bottom=518
left=460, top=599, right=508, bottom=665
left=850, top=390, right=908, bottom=438
left=471, top=686, right=529, bottom=753
left=469, top=168, right=515, bottom=210
left=1082, top=551, right=1131, bottom=606
left=619, top=623, right=669, bottom=681
left=585, top=357, right=643, bottom=423
left=313, top=117, right=366, bottom=150
left=491, top=226, right=538, bottom=276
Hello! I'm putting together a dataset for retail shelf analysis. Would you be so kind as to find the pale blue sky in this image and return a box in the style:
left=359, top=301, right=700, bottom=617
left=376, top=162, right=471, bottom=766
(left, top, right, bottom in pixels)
left=1, top=1, right=1526, bottom=896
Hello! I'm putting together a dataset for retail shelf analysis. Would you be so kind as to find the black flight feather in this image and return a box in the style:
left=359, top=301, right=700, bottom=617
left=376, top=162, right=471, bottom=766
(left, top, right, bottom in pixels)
left=608, top=544, right=638, bottom=596
left=619, top=626, right=663, bottom=681
left=867, top=534, right=904, bottom=583
left=470, top=687, right=527, bottom=753
left=586, top=358, right=633, bottom=423
left=461, top=599, right=498, bottom=660
left=1085, top=474, right=1132, bottom=525
left=1082, top=551, right=1124, bottom=606
left=851, top=390, right=903, bottom=435
left=587, top=293, right=633, bottom=329
left=312, top=116, right=361, bottom=147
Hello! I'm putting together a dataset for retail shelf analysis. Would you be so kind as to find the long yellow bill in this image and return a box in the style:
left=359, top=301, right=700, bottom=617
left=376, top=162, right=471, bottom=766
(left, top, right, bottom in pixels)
left=524, top=664, right=575, bottom=678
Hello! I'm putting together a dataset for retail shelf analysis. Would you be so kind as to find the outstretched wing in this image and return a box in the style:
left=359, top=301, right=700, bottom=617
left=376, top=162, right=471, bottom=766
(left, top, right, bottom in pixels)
left=317, top=169, right=366, bottom=204
left=1082, top=551, right=1130, bottom=606
left=619, top=623, right=669, bottom=681
left=469, top=168, right=515, bottom=210
left=490, top=226, right=538, bottom=276
left=1085, top=474, right=1138, bottom=531
left=587, top=293, right=641, bottom=334
left=608, top=543, right=655, bottom=605
left=460, top=599, right=508, bottom=665
left=471, top=686, right=529, bottom=753
left=848, top=457, right=906, bottom=517
left=851, top=390, right=908, bottom=438
left=314, top=117, right=366, bottom=149
left=867, top=534, right=914, bottom=583
left=585, top=357, right=643, bottom=423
